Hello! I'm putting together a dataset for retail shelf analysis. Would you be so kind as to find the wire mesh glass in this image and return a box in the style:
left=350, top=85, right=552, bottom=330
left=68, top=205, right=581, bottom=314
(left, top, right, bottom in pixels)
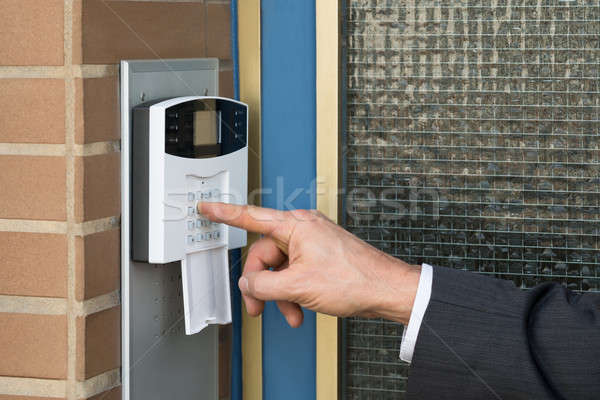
left=341, top=0, right=600, bottom=398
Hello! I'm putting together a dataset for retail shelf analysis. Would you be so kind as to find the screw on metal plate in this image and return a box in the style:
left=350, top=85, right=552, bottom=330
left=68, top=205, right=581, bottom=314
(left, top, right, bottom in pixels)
left=140, top=91, right=146, bottom=102
left=204, top=88, right=208, bottom=96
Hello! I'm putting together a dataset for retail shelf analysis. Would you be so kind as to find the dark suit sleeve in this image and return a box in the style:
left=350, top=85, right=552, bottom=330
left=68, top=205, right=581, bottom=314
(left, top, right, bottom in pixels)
left=406, top=265, right=600, bottom=400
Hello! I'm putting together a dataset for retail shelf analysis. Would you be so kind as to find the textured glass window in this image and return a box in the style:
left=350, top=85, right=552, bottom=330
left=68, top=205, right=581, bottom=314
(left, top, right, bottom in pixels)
left=341, top=1, right=600, bottom=398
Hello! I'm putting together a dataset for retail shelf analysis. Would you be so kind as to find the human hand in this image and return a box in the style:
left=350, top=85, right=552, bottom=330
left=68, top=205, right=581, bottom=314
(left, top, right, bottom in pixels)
left=198, top=202, right=421, bottom=327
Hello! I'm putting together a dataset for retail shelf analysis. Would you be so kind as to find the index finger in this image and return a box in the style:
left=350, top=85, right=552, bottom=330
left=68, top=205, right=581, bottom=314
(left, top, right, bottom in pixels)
left=198, top=202, right=294, bottom=244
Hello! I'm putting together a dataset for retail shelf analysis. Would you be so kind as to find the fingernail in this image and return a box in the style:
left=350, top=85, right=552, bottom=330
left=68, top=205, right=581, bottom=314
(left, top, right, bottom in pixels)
left=238, top=277, right=249, bottom=293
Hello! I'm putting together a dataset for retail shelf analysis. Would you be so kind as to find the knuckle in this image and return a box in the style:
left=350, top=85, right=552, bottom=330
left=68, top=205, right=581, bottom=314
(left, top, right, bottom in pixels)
left=291, top=209, right=323, bottom=226
left=285, top=210, right=311, bottom=229
left=311, top=209, right=325, bottom=218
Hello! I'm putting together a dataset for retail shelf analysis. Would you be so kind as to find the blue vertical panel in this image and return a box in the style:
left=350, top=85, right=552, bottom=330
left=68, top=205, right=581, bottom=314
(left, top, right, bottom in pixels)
left=228, top=249, right=242, bottom=400
left=261, top=1, right=316, bottom=399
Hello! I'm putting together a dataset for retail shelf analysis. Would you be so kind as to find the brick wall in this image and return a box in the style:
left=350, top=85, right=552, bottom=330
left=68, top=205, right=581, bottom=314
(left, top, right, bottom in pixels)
left=0, top=1, right=233, bottom=398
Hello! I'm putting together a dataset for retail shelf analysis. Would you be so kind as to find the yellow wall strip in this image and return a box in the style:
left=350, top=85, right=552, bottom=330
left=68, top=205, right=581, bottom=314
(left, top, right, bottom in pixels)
left=238, top=1, right=263, bottom=399
left=316, top=1, right=341, bottom=399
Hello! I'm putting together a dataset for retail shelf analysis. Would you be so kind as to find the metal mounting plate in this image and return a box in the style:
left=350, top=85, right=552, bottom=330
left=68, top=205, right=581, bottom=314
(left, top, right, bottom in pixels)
left=120, top=59, right=219, bottom=400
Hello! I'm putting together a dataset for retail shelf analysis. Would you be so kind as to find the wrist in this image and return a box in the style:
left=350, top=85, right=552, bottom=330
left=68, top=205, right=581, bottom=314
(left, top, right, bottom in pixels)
left=370, top=261, right=422, bottom=324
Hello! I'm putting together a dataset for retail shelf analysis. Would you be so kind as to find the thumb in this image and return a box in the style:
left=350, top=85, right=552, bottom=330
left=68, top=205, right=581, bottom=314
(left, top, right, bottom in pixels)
left=239, top=269, right=297, bottom=302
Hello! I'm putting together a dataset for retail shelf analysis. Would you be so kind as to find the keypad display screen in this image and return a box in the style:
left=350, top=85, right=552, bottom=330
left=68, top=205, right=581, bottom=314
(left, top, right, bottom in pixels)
left=164, top=98, right=247, bottom=159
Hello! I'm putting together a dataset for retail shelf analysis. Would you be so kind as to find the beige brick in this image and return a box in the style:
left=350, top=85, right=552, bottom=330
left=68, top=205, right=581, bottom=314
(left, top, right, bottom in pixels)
left=206, top=3, right=232, bottom=60
left=75, top=154, right=120, bottom=222
left=0, top=79, right=65, bottom=144
left=75, top=77, right=119, bottom=144
left=0, top=232, right=67, bottom=298
left=77, top=0, right=206, bottom=64
left=219, top=70, right=234, bottom=99
left=81, top=386, right=121, bottom=400
left=0, top=0, right=64, bottom=66
left=0, top=156, right=66, bottom=221
left=0, top=313, right=67, bottom=379
left=75, top=229, right=120, bottom=301
left=76, top=306, right=120, bottom=380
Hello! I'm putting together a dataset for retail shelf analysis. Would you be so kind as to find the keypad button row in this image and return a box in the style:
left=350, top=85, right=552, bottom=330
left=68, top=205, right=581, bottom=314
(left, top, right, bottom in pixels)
left=187, top=189, right=221, bottom=202
left=187, top=219, right=217, bottom=230
left=187, top=230, right=222, bottom=245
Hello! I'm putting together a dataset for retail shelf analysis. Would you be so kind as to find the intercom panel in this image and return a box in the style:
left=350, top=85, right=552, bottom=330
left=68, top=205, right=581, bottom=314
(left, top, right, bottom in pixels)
left=121, top=58, right=240, bottom=400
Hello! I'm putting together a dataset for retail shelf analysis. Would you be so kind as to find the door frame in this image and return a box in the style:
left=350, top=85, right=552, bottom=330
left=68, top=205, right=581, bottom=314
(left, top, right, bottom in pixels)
left=315, top=1, right=342, bottom=399
left=238, top=1, right=263, bottom=399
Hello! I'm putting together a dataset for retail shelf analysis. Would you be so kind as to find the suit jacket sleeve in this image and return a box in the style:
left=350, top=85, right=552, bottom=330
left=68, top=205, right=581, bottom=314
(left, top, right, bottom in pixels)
left=406, top=265, right=600, bottom=400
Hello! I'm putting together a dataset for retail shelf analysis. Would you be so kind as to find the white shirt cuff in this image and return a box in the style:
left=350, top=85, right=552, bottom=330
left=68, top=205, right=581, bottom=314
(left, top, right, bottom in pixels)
left=399, top=263, right=433, bottom=363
